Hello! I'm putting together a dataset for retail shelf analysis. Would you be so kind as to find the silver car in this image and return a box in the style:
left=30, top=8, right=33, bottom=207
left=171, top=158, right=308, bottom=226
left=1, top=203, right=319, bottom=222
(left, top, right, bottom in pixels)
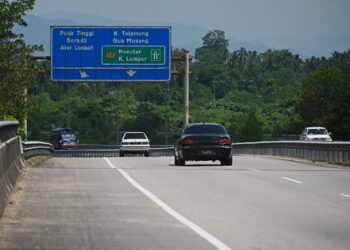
left=300, top=127, right=332, bottom=141
left=119, top=132, right=150, bottom=157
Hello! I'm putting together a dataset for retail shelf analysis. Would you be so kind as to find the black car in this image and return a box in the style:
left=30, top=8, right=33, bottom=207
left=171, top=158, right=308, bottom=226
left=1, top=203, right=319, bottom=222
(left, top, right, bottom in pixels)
left=174, top=123, right=233, bottom=166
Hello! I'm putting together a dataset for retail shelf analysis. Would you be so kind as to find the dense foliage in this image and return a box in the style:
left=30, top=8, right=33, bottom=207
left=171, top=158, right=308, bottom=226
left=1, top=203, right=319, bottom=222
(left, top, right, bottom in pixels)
left=1, top=3, right=349, bottom=144
left=299, top=68, right=350, bottom=140
left=27, top=34, right=350, bottom=143
left=0, top=0, right=42, bottom=137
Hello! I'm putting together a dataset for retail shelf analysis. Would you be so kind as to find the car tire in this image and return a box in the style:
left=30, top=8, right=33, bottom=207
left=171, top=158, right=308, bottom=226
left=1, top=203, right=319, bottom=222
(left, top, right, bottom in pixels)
left=221, top=157, right=232, bottom=166
left=119, top=151, right=124, bottom=157
left=144, top=151, right=149, bottom=157
left=179, top=157, right=185, bottom=166
left=174, top=157, right=179, bottom=166
left=225, top=157, right=233, bottom=166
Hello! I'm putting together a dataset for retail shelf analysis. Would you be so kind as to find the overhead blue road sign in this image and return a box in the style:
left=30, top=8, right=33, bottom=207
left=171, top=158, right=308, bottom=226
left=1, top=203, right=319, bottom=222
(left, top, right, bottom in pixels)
left=51, top=26, right=171, bottom=81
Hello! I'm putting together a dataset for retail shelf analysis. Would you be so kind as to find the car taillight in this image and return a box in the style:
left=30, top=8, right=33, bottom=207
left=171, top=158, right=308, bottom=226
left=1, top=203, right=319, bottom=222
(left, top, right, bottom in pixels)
left=218, top=138, right=231, bottom=145
left=142, top=141, right=149, bottom=145
left=122, top=142, right=129, bottom=145
left=182, top=138, right=195, bottom=145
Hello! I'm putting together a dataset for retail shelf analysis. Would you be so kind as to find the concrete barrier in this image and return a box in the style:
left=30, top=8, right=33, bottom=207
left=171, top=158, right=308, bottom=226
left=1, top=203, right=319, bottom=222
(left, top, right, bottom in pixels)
left=0, top=121, right=24, bottom=217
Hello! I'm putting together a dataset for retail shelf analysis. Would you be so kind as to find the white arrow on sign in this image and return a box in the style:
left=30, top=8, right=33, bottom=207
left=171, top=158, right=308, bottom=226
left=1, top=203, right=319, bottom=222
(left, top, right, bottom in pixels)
left=126, top=70, right=137, bottom=77
left=80, top=71, right=89, bottom=79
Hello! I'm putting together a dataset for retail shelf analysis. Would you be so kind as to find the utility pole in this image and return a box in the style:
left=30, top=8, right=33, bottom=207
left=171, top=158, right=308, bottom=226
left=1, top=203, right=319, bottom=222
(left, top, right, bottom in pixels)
left=183, top=51, right=190, bottom=127
left=164, top=81, right=170, bottom=145
left=172, top=52, right=192, bottom=128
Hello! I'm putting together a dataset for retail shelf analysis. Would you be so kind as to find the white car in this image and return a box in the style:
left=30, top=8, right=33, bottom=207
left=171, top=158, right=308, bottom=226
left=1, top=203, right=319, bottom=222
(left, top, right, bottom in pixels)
left=119, top=132, right=150, bottom=157
left=300, top=127, right=332, bottom=142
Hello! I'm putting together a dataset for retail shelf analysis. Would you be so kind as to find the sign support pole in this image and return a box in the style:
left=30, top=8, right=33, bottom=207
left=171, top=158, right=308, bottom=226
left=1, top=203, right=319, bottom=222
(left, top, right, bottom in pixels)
left=67, top=82, right=71, bottom=128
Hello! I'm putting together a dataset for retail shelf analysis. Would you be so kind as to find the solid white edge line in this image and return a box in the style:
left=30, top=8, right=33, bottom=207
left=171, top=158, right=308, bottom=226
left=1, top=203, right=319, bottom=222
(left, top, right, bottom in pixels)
left=340, top=194, right=350, bottom=199
left=103, top=157, right=231, bottom=250
left=282, top=177, right=303, bottom=184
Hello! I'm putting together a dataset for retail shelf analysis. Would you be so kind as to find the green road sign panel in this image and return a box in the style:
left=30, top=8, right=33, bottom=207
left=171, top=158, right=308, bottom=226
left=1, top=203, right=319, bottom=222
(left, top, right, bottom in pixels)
left=102, top=46, right=165, bottom=65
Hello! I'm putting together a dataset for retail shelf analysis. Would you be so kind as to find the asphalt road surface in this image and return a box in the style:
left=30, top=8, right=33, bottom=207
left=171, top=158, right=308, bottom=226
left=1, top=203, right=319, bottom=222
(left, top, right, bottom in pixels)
left=0, top=156, right=349, bottom=250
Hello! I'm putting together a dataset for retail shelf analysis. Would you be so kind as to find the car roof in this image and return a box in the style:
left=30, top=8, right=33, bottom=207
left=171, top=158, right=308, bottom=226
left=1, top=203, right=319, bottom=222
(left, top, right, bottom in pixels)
left=123, top=131, right=146, bottom=134
left=305, top=127, right=327, bottom=129
left=186, top=122, right=222, bottom=126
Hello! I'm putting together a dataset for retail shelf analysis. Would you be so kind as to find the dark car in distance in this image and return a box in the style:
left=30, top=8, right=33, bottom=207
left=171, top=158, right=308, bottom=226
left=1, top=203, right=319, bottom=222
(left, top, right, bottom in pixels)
left=174, top=123, right=233, bottom=166
left=50, top=128, right=79, bottom=150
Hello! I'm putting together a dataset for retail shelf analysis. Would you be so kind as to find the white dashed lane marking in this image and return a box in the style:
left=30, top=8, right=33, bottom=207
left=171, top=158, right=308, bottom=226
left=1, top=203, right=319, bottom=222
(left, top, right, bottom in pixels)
left=282, top=177, right=303, bottom=184
left=249, top=168, right=261, bottom=173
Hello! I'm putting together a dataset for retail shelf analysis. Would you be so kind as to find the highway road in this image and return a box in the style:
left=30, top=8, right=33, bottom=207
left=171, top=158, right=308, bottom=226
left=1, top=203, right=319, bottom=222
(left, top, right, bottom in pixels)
left=0, top=156, right=349, bottom=250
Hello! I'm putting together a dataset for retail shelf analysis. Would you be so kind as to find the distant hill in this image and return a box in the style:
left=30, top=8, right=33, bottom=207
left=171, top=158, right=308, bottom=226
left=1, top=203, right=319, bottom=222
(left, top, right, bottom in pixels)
left=15, top=11, right=350, bottom=58
left=15, top=12, right=271, bottom=56
left=15, top=13, right=209, bottom=55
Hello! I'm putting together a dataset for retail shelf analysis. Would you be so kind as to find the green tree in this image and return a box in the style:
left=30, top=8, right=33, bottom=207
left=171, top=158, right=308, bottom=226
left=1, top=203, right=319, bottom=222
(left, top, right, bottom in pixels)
left=299, top=69, right=350, bottom=140
left=238, top=111, right=264, bottom=142
left=0, top=0, right=42, bottom=126
left=195, top=30, right=229, bottom=64
left=228, top=48, right=263, bottom=92
left=124, top=101, right=163, bottom=143
left=329, top=50, right=350, bottom=74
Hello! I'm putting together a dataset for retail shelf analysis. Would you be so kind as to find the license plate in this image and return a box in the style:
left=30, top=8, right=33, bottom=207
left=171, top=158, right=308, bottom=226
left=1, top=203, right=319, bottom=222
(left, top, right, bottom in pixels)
left=201, top=150, right=213, bottom=155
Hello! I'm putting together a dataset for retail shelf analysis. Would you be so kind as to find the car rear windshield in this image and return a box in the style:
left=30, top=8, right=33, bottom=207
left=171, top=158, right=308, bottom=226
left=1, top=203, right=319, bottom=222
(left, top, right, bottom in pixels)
left=307, top=129, right=327, bottom=135
left=183, top=124, right=227, bottom=135
left=124, top=133, right=147, bottom=139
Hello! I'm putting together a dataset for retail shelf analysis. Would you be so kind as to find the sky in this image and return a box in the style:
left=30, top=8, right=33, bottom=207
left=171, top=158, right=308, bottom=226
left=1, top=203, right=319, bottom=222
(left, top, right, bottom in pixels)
left=31, top=0, right=350, bottom=42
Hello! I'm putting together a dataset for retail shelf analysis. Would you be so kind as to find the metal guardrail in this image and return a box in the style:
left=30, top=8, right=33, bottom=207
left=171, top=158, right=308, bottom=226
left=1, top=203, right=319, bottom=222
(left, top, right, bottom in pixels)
left=19, top=141, right=174, bottom=158
left=150, top=147, right=174, bottom=157
left=22, top=141, right=54, bottom=160
left=20, top=140, right=350, bottom=164
left=77, top=144, right=174, bottom=150
left=53, top=147, right=175, bottom=157
left=53, top=149, right=119, bottom=157
left=232, top=141, right=350, bottom=164
left=77, top=144, right=118, bottom=150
